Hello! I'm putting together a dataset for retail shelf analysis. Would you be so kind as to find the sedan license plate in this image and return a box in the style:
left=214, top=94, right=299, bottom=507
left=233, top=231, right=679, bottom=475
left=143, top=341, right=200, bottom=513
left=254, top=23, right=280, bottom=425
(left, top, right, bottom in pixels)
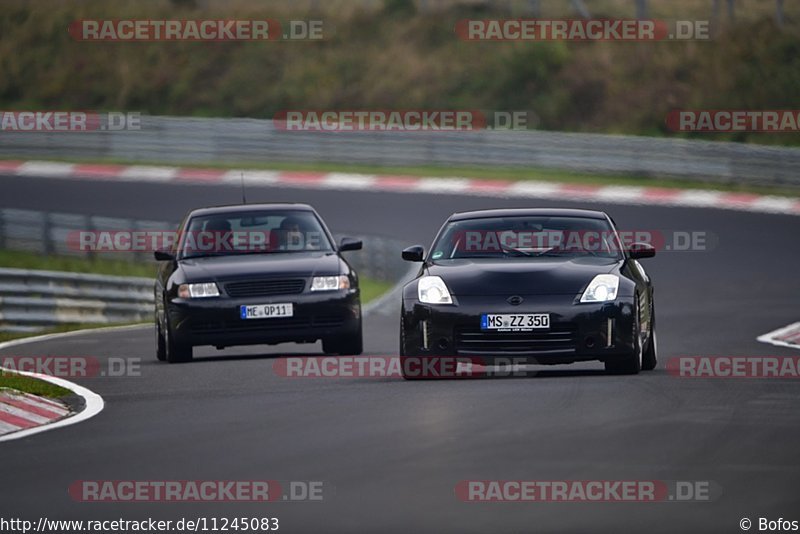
left=240, top=303, right=293, bottom=320
left=481, top=313, right=549, bottom=331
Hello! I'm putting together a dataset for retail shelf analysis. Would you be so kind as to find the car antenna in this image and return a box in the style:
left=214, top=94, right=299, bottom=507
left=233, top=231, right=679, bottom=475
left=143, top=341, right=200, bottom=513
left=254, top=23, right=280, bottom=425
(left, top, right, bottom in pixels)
left=240, top=172, right=247, bottom=204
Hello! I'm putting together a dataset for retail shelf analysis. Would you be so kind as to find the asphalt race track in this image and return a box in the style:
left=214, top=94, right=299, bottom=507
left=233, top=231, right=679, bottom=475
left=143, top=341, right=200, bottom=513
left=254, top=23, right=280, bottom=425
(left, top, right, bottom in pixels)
left=2, top=174, right=800, bottom=533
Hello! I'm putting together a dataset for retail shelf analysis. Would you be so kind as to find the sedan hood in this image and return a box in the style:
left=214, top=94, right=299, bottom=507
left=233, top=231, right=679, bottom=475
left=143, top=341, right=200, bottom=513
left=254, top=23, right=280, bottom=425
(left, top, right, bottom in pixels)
left=426, top=257, right=619, bottom=296
left=179, top=252, right=342, bottom=282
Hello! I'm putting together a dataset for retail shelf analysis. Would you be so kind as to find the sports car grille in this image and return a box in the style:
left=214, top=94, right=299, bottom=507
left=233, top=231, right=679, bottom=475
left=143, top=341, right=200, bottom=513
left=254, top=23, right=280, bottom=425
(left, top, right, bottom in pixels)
left=224, top=279, right=306, bottom=297
left=455, top=324, right=578, bottom=355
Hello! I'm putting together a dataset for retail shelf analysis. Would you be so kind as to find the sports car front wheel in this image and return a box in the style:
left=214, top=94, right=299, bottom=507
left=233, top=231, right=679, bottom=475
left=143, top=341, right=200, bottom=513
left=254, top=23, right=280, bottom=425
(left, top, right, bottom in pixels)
left=605, top=296, right=642, bottom=375
left=641, top=325, right=657, bottom=371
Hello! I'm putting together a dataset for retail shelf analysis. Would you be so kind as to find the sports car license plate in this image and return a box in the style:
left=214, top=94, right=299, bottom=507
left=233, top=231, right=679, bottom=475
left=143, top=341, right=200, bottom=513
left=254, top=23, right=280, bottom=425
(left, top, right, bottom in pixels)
left=240, top=303, right=293, bottom=319
left=481, top=313, right=550, bottom=331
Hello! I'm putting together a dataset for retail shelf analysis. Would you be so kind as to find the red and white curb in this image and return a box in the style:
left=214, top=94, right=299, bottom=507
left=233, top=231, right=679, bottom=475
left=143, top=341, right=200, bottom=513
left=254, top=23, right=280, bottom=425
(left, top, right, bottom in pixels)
left=0, top=327, right=117, bottom=443
left=758, top=322, right=800, bottom=350
left=0, top=389, right=70, bottom=436
left=2, top=159, right=800, bottom=216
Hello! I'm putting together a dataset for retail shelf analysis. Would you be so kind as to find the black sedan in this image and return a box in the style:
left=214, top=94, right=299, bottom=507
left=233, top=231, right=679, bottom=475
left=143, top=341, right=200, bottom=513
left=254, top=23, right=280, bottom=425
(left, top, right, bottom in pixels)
left=399, top=208, right=657, bottom=378
left=154, top=203, right=363, bottom=363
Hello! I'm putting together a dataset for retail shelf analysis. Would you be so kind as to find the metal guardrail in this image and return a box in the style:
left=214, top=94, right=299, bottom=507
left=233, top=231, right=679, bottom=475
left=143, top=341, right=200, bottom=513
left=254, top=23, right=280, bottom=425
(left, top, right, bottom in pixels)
left=0, top=209, right=410, bottom=282
left=0, top=209, right=411, bottom=331
left=2, top=116, right=800, bottom=187
left=0, top=268, right=152, bottom=333
left=0, top=208, right=166, bottom=263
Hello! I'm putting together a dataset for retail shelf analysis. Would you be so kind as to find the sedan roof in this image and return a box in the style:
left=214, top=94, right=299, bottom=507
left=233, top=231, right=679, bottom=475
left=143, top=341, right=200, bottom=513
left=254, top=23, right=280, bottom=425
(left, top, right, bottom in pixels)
left=188, top=203, right=315, bottom=218
left=448, top=208, right=609, bottom=221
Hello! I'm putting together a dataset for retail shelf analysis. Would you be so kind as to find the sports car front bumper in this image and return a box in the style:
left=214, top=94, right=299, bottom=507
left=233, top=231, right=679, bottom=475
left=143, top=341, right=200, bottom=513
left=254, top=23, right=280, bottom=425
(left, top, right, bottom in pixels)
left=402, top=294, right=637, bottom=365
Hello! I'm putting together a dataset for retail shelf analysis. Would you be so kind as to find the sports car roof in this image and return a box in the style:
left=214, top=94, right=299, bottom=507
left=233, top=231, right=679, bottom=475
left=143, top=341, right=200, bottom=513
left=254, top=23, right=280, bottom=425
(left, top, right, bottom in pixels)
left=448, top=208, right=609, bottom=221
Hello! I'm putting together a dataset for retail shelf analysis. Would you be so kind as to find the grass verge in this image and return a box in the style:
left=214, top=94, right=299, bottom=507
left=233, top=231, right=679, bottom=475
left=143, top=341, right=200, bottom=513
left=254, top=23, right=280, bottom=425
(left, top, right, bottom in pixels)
left=0, top=323, right=141, bottom=344
left=360, top=277, right=394, bottom=304
left=0, top=249, right=156, bottom=278
left=0, top=375, right=71, bottom=398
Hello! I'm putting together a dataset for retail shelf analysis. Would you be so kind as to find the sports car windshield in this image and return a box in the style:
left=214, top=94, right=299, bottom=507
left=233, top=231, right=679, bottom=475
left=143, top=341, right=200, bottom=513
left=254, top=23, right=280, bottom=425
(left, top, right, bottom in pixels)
left=179, top=210, right=333, bottom=259
left=430, top=216, right=623, bottom=260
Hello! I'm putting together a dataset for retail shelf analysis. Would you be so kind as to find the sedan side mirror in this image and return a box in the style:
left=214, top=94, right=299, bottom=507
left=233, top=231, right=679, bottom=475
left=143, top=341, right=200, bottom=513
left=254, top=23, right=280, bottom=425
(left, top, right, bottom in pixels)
left=154, top=249, right=176, bottom=261
left=402, top=245, right=425, bottom=262
left=628, top=242, right=656, bottom=259
left=339, top=237, right=363, bottom=252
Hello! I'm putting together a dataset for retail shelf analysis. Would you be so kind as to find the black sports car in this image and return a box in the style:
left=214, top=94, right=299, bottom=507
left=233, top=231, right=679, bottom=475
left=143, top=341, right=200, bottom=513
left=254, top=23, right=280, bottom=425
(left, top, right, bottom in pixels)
left=399, top=208, right=657, bottom=379
left=154, top=203, right=363, bottom=363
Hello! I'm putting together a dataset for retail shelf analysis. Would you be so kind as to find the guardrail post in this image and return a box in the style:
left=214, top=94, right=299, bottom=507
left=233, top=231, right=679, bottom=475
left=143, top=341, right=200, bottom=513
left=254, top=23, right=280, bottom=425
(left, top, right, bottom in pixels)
left=570, top=0, right=590, bottom=18
left=0, top=209, right=6, bottom=250
left=86, top=214, right=95, bottom=262
left=635, top=0, right=647, bottom=19
left=42, top=212, right=54, bottom=256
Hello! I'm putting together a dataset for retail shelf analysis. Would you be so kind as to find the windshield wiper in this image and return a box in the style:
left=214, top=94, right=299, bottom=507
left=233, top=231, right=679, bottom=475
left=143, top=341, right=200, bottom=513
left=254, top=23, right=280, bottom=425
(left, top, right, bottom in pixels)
left=499, top=243, right=534, bottom=257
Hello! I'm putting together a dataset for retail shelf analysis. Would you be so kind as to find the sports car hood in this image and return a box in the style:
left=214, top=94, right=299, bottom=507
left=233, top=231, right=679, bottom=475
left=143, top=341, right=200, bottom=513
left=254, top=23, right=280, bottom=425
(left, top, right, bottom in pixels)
left=178, top=251, right=342, bottom=282
left=425, top=257, right=619, bottom=296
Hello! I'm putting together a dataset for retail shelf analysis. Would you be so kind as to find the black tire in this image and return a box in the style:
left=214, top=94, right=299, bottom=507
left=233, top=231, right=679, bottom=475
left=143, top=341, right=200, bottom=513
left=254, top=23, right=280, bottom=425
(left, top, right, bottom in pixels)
left=155, top=319, right=166, bottom=362
left=322, top=323, right=363, bottom=355
left=399, top=313, right=424, bottom=380
left=164, top=321, right=193, bottom=363
left=642, top=325, right=657, bottom=371
left=605, top=295, right=642, bottom=375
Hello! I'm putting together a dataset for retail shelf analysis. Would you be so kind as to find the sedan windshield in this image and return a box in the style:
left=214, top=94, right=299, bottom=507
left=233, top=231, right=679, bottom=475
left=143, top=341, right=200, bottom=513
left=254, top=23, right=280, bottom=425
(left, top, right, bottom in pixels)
left=430, top=216, right=623, bottom=261
left=179, top=210, right=333, bottom=259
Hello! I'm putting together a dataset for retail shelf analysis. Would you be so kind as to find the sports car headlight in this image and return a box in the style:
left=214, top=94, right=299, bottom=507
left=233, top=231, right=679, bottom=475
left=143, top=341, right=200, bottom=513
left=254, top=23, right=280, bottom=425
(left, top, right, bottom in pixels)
left=418, top=276, right=453, bottom=304
left=178, top=282, right=220, bottom=298
left=311, top=275, right=350, bottom=291
left=580, top=274, right=619, bottom=303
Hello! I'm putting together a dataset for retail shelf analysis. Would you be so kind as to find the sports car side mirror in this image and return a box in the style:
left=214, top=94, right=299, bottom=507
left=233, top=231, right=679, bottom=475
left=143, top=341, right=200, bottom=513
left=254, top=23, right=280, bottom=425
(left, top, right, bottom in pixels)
left=154, top=249, right=176, bottom=261
left=402, top=245, right=425, bottom=262
left=339, top=237, right=363, bottom=252
left=628, top=242, right=656, bottom=259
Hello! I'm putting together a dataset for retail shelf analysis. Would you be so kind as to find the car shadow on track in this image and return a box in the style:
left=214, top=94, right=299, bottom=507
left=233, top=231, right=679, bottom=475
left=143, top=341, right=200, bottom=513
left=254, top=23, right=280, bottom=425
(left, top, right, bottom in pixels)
left=155, top=351, right=665, bottom=383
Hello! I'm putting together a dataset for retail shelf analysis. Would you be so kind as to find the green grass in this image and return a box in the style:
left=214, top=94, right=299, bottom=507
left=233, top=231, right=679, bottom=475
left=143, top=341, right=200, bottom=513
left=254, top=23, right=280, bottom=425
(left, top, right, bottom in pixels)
left=2, top=1, right=799, bottom=147
left=0, top=323, right=141, bottom=344
left=5, top=154, right=799, bottom=198
left=360, top=277, right=394, bottom=304
left=0, top=375, right=71, bottom=399
left=0, top=249, right=157, bottom=278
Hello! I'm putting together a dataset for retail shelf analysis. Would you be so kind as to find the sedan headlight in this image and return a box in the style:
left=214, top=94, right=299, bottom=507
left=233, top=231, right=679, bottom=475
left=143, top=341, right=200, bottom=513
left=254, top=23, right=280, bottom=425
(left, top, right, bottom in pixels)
left=418, top=276, right=453, bottom=304
left=178, top=282, right=220, bottom=298
left=580, top=274, right=619, bottom=303
left=311, top=275, right=350, bottom=291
